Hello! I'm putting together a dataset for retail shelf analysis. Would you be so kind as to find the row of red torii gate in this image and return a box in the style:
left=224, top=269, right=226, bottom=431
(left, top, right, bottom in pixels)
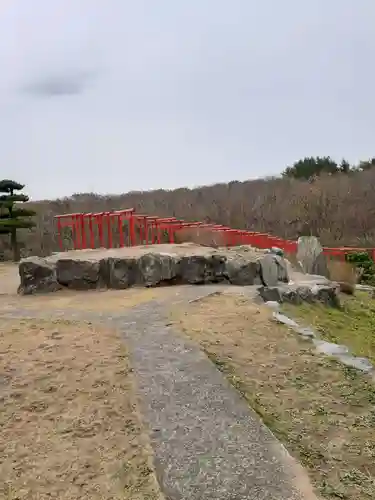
left=54, top=208, right=374, bottom=261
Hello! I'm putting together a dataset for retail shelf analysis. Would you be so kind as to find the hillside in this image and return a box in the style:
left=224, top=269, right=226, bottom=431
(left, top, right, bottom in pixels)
left=1, top=167, right=375, bottom=259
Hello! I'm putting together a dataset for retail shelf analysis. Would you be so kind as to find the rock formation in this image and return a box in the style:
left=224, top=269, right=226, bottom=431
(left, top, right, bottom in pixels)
left=18, top=243, right=289, bottom=295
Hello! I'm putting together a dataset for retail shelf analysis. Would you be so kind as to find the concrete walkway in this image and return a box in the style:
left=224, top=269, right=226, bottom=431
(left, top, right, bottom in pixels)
left=0, top=285, right=318, bottom=499
left=112, top=289, right=318, bottom=500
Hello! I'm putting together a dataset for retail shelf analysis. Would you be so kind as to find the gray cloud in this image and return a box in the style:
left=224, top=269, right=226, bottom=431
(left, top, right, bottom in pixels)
left=21, top=69, right=98, bottom=97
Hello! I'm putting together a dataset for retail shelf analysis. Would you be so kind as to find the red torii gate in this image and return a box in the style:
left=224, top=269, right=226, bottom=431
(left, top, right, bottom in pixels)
left=55, top=208, right=136, bottom=250
left=54, top=208, right=375, bottom=261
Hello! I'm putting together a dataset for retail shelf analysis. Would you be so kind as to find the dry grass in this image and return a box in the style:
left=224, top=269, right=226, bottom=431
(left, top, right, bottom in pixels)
left=170, top=294, right=375, bottom=500
left=327, top=259, right=359, bottom=294
left=327, top=260, right=358, bottom=286
left=0, top=317, right=163, bottom=500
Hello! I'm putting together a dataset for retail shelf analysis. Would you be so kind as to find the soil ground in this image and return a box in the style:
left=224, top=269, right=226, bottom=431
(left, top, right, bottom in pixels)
left=170, top=293, right=375, bottom=500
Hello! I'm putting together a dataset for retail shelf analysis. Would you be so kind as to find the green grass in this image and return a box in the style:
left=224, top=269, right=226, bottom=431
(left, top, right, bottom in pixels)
left=282, top=291, right=375, bottom=365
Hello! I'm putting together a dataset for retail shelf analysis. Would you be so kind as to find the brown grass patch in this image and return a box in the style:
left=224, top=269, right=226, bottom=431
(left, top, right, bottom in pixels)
left=327, top=259, right=358, bottom=284
left=170, top=294, right=375, bottom=500
left=0, top=318, right=163, bottom=500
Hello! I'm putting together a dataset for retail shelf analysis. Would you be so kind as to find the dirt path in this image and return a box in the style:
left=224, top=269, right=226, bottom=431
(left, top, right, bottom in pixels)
left=0, top=266, right=318, bottom=499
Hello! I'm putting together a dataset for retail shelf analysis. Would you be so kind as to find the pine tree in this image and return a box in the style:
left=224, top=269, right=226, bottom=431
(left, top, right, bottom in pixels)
left=0, top=180, right=36, bottom=261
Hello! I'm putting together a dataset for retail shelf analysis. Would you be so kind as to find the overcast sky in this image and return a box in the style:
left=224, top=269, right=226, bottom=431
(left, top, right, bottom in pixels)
left=0, top=1, right=374, bottom=200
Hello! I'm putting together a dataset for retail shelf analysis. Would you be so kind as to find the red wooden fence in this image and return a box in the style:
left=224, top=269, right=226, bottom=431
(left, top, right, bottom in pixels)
left=54, top=208, right=375, bottom=261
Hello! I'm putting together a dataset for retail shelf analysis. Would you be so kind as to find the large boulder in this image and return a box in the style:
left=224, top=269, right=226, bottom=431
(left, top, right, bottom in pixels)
left=259, top=253, right=289, bottom=286
left=222, top=247, right=289, bottom=286
left=297, top=236, right=329, bottom=278
left=106, top=257, right=139, bottom=289
left=55, top=259, right=104, bottom=289
left=18, top=257, right=62, bottom=295
left=137, top=253, right=180, bottom=286
left=224, top=254, right=261, bottom=285
left=179, top=254, right=227, bottom=284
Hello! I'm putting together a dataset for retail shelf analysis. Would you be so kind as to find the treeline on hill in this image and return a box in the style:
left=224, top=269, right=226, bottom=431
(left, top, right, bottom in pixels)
left=1, top=156, right=375, bottom=260
left=282, top=156, right=375, bottom=179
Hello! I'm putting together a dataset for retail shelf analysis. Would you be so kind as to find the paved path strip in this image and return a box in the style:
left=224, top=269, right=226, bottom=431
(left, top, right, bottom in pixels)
left=114, top=299, right=318, bottom=500
left=0, top=286, right=318, bottom=500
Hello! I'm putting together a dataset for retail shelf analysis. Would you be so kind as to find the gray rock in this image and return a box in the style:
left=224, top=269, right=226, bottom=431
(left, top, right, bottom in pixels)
left=311, top=252, right=330, bottom=278
left=295, top=286, right=314, bottom=303
left=56, top=259, right=102, bottom=289
left=179, top=254, right=226, bottom=284
left=224, top=255, right=260, bottom=285
left=273, top=255, right=289, bottom=282
left=259, top=254, right=289, bottom=286
left=315, top=340, right=349, bottom=356
left=137, top=253, right=180, bottom=286
left=279, top=286, right=304, bottom=305
left=272, top=312, right=300, bottom=328
left=259, top=254, right=279, bottom=286
left=18, top=257, right=62, bottom=295
left=258, top=282, right=340, bottom=307
left=296, top=326, right=316, bottom=339
left=107, top=257, right=139, bottom=289
left=258, top=286, right=283, bottom=303
left=315, top=284, right=340, bottom=307
left=297, top=236, right=321, bottom=273
left=335, top=354, right=373, bottom=373
left=297, top=236, right=329, bottom=278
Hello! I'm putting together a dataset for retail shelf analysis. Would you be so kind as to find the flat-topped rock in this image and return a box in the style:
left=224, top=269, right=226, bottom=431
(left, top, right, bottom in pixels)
left=18, top=244, right=289, bottom=295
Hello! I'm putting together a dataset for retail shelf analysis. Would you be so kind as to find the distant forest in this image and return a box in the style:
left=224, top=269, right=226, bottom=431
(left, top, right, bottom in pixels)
left=1, top=156, right=375, bottom=259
